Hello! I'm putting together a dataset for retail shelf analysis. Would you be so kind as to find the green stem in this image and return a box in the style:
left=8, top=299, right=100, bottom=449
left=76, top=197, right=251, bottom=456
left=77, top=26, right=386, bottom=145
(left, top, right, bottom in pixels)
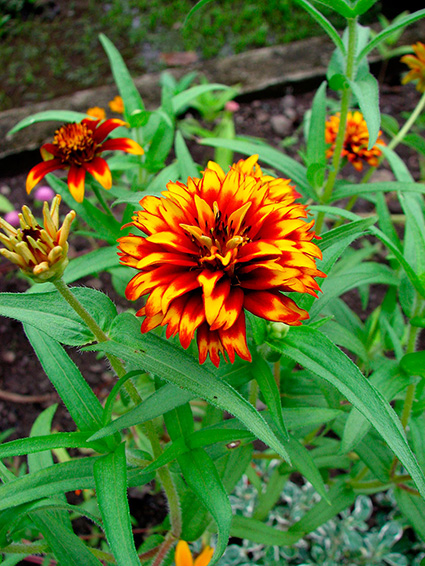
left=315, top=17, right=358, bottom=235
left=53, top=278, right=182, bottom=552
left=151, top=532, right=177, bottom=566
left=91, top=184, right=115, bottom=217
left=388, top=90, right=425, bottom=152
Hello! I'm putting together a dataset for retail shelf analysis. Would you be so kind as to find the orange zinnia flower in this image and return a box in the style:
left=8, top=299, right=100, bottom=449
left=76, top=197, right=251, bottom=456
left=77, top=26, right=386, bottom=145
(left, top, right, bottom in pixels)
left=174, top=540, right=213, bottom=566
left=118, top=155, right=324, bottom=367
left=26, top=118, right=144, bottom=203
left=325, top=111, right=385, bottom=172
left=401, top=42, right=425, bottom=92
left=109, top=95, right=125, bottom=114
left=86, top=106, right=106, bottom=121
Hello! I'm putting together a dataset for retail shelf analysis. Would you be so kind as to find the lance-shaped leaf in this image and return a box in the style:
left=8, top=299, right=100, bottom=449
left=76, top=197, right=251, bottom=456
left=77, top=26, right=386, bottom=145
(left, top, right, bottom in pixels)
left=94, top=443, right=140, bottom=566
left=268, top=327, right=425, bottom=498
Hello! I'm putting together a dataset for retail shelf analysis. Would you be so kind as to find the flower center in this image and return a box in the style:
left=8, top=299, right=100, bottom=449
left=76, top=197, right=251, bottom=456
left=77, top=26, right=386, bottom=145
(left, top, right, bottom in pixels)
left=181, top=201, right=251, bottom=274
left=53, top=123, right=96, bottom=165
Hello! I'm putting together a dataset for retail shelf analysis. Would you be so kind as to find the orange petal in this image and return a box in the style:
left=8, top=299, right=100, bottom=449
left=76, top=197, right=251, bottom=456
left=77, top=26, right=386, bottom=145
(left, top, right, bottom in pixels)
left=84, top=157, right=112, bottom=190
left=175, top=541, right=194, bottom=566
left=26, top=159, right=64, bottom=194
left=161, top=271, right=200, bottom=313
left=203, top=277, right=231, bottom=327
left=197, top=323, right=224, bottom=367
left=197, top=270, right=224, bottom=297
left=219, top=312, right=251, bottom=364
left=244, top=290, right=308, bottom=324
left=100, top=137, right=144, bottom=155
left=210, top=286, right=244, bottom=331
left=194, top=546, right=214, bottom=566
left=67, top=166, right=86, bottom=202
left=179, top=294, right=206, bottom=349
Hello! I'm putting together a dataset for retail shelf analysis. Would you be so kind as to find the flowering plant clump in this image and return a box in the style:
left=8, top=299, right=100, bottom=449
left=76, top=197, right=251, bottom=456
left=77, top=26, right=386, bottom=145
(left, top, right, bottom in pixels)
left=325, top=110, right=386, bottom=171
left=26, top=117, right=144, bottom=202
left=1, top=4, right=425, bottom=566
left=119, top=156, right=323, bottom=366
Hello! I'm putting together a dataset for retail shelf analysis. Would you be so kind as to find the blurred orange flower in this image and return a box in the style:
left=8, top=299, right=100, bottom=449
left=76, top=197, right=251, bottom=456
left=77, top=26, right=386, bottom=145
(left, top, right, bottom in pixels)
left=109, top=95, right=124, bottom=114
left=401, top=42, right=425, bottom=92
left=325, top=111, right=385, bottom=172
left=118, top=155, right=324, bottom=367
left=86, top=106, right=106, bottom=120
left=174, top=540, right=213, bottom=566
left=26, top=118, right=144, bottom=203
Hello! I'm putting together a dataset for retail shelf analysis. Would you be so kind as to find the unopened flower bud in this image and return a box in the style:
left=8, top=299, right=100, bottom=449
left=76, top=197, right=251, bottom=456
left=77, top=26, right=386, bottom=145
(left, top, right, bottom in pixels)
left=0, top=195, right=75, bottom=283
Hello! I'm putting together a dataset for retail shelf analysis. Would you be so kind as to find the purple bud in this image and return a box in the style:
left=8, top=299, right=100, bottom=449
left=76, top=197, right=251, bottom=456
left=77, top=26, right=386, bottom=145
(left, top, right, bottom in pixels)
left=34, top=186, right=55, bottom=202
left=4, top=210, right=20, bottom=227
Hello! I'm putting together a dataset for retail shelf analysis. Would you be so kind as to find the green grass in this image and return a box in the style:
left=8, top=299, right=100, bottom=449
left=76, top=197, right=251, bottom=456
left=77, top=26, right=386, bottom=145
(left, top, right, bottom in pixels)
left=0, top=0, right=381, bottom=111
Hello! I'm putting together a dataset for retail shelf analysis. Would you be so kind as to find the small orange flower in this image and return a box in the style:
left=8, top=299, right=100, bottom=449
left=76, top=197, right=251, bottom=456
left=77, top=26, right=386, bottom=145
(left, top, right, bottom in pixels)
left=401, top=42, right=425, bottom=92
left=118, top=155, right=324, bottom=367
left=174, top=540, right=213, bottom=566
left=86, top=106, right=106, bottom=121
left=26, top=118, right=144, bottom=203
left=325, top=111, right=385, bottom=172
left=109, top=95, right=124, bottom=114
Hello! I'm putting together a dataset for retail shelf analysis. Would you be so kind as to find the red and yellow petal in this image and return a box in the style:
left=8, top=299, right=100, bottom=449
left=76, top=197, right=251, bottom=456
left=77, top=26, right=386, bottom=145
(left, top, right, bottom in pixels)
left=67, top=166, right=86, bottom=202
left=175, top=541, right=194, bottom=566
left=100, top=137, right=144, bottom=155
left=244, top=290, right=308, bottom=324
left=83, top=157, right=112, bottom=190
left=26, top=159, right=65, bottom=194
left=194, top=546, right=214, bottom=566
left=92, top=118, right=128, bottom=143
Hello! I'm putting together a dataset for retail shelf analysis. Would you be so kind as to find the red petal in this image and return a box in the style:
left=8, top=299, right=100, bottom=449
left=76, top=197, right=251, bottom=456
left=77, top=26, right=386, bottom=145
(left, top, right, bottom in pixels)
left=244, top=290, right=308, bottom=324
left=219, top=313, right=251, bottom=364
left=67, top=166, right=86, bottom=202
left=26, top=159, right=64, bottom=194
left=83, top=157, right=112, bottom=190
left=179, top=294, right=205, bottom=349
left=100, top=137, right=144, bottom=155
left=197, top=323, right=224, bottom=367
left=92, top=119, right=128, bottom=143
left=210, top=286, right=244, bottom=331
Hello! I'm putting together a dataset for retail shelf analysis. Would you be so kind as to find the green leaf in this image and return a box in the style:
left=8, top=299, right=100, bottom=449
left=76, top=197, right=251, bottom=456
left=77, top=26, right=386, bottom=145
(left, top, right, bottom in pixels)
left=0, top=457, right=152, bottom=512
left=94, top=443, right=140, bottom=566
left=24, top=326, right=104, bottom=432
left=175, top=130, right=200, bottom=180
left=400, top=351, right=425, bottom=378
left=356, top=9, right=425, bottom=63
left=0, top=432, right=102, bottom=459
left=99, top=33, right=145, bottom=124
left=288, top=479, right=355, bottom=535
left=269, top=327, right=425, bottom=498
left=178, top=448, right=232, bottom=565
left=293, top=0, right=346, bottom=53
left=250, top=353, right=288, bottom=440
left=7, top=111, right=87, bottom=136
left=349, top=73, right=380, bottom=148
left=281, top=407, right=342, bottom=430
left=230, top=514, right=300, bottom=545
left=200, top=137, right=314, bottom=199
left=307, top=0, right=354, bottom=17
left=30, top=512, right=103, bottom=566
left=394, top=487, right=425, bottom=542
left=410, top=414, right=425, bottom=472
left=87, top=314, right=292, bottom=463
left=341, top=359, right=410, bottom=452
left=0, top=195, right=13, bottom=213
left=309, top=262, right=397, bottom=321
left=183, top=0, right=213, bottom=25
left=172, top=84, right=230, bottom=115
left=286, top=437, right=329, bottom=502
left=351, top=0, right=379, bottom=16
left=0, top=287, right=116, bottom=346
left=330, top=181, right=425, bottom=201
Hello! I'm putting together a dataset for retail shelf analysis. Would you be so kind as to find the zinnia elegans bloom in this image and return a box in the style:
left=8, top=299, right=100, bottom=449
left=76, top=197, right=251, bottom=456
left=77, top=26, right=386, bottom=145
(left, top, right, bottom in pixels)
left=86, top=106, right=106, bottom=121
left=26, top=118, right=144, bottom=203
left=0, top=195, right=75, bottom=283
left=118, top=155, right=324, bottom=367
left=174, top=540, right=213, bottom=566
left=325, top=111, right=385, bottom=172
left=109, top=95, right=125, bottom=114
left=401, top=42, right=425, bottom=92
